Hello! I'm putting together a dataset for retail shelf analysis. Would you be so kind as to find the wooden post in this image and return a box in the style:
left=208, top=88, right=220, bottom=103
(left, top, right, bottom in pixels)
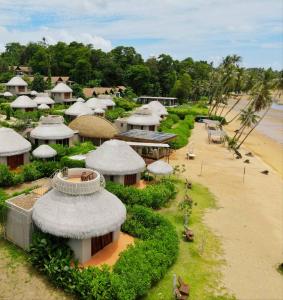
left=173, top=273, right=177, bottom=297
left=243, top=166, right=246, bottom=184
left=199, top=160, right=204, bottom=176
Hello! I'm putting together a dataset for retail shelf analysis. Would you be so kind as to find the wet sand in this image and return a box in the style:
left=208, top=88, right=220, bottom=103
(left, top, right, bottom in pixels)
left=171, top=123, right=283, bottom=300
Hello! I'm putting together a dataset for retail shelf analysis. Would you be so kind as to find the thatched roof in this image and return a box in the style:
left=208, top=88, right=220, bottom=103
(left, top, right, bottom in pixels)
left=11, top=95, right=37, bottom=108
left=51, top=82, right=72, bottom=93
left=65, top=102, right=93, bottom=117
left=34, top=94, right=55, bottom=105
left=30, top=90, right=38, bottom=96
left=3, top=91, right=13, bottom=97
left=69, top=115, right=118, bottom=139
left=31, top=115, right=75, bottom=140
left=38, top=104, right=50, bottom=110
left=0, top=128, right=31, bottom=156
left=147, top=101, right=168, bottom=116
left=127, top=106, right=160, bottom=126
left=147, top=160, right=173, bottom=175
left=76, top=97, right=85, bottom=103
left=86, top=139, right=145, bottom=175
left=32, top=144, right=57, bottom=158
left=32, top=169, right=126, bottom=239
left=6, top=76, right=28, bottom=86
left=94, top=108, right=105, bottom=114
left=86, top=97, right=115, bottom=109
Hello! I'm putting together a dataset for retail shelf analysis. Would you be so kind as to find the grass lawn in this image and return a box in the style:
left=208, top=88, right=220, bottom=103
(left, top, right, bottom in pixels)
left=144, top=180, right=236, bottom=300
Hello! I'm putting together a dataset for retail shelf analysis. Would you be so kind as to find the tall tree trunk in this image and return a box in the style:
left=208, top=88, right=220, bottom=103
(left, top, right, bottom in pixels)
left=226, top=99, right=251, bottom=124
left=223, top=95, right=242, bottom=118
left=236, top=107, right=271, bottom=148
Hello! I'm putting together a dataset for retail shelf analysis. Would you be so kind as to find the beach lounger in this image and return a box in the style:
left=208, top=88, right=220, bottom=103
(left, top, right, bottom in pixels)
left=178, top=276, right=190, bottom=296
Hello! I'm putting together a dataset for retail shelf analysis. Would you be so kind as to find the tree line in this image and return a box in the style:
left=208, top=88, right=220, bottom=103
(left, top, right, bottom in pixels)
left=0, top=41, right=281, bottom=102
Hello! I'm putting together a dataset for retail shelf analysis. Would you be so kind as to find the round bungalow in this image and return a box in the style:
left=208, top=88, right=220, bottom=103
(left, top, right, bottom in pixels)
left=38, top=104, right=50, bottom=110
left=117, top=106, right=160, bottom=132
left=32, top=144, right=57, bottom=159
left=69, top=115, right=118, bottom=145
left=94, top=107, right=105, bottom=117
left=34, top=94, right=55, bottom=107
left=10, top=95, right=37, bottom=112
left=0, top=128, right=31, bottom=169
left=86, top=139, right=145, bottom=185
left=86, top=97, right=115, bottom=110
left=6, top=76, right=28, bottom=95
left=30, top=115, right=75, bottom=146
left=64, top=102, right=93, bottom=120
left=147, top=101, right=168, bottom=118
left=51, top=82, right=73, bottom=104
left=32, top=168, right=126, bottom=263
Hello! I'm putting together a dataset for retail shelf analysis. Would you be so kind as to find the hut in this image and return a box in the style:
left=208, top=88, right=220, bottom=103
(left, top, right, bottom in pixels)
left=76, top=97, right=85, bottom=103
left=10, top=95, right=37, bottom=112
left=94, top=108, right=105, bottom=117
left=30, top=90, right=38, bottom=96
left=136, top=96, right=178, bottom=106
left=6, top=76, right=28, bottom=95
left=147, top=101, right=168, bottom=118
left=147, top=160, right=173, bottom=175
left=64, top=102, right=93, bottom=120
left=32, top=168, right=126, bottom=263
left=34, top=94, right=55, bottom=107
left=69, top=115, right=118, bottom=145
left=86, top=139, right=145, bottom=185
left=30, top=115, right=75, bottom=146
left=51, top=82, right=73, bottom=104
left=38, top=104, right=50, bottom=110
left=86, top=98, right=107, bottom=110
left=0, top=128, right=31, bottom=169
left=115, top=106, right=160, bottom=132
left=3, top=91, right=13, bottom=97
left=32, top=144, right=57, bottom=159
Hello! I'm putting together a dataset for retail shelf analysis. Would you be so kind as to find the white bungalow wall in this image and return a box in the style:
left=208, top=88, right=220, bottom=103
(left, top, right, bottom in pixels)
left=103, top=173, right=141, bottom=186
left=68, top=238, right=91, bottom=263
left=7, top=86, right=28, bottom=95
left=0, top=153, right=29, bottom=167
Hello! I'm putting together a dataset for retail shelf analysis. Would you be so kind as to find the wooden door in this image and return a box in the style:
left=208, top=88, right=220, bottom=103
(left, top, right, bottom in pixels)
left=7, top=154, right=24, bottom=169
left=91, top=232, right=113, bottom=255
left=149, top=125, right=155, bottom=131
left=124, top=174, right=137, bottom=186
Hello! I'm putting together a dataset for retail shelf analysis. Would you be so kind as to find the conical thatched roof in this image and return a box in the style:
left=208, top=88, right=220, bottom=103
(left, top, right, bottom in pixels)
left=38, top=104, right=50, bottom=110
left=94, top=108, right=105, bottom=114
left=127, top=106, right=160, bottom=126
left=11, top=95, right=37, bottom=108
left=147, top=160, right=173, bottom=175
left=148, top=101, right=168, bottom=116
left=31, top=115, right=75, bottom=140
left=0, top=128, right=31, bottom=156
left=32, top=144, right=57, bottom=158
left=65, top=102, right=93, bottom=117
left=86, top=98, right=108, bottom=110
left=51, top=82, right=72, bottom=93
left=3, top=91, right=13, bottom=97
left=30, top=90, right=38, bottom=96
left=6, top=76, right=28, bottom=86
left=86, top=139, right=145, bottom=175
left=34, top=94, right=55, bottom=105
left=69, top=115, right=118, bottom=139
left=32, top=169, right=126, bottom=239
left=76, top=97, right=85, bottom=102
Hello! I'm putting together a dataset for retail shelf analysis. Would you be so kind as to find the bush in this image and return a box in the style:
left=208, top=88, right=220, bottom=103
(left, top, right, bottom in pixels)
left=22, top=163, right=42, bottom=182
left=105, top=107, right=126, bottom=122
left=29, top=206, right=179, bottom=300
left=0, top=164, right=15, bottom=187
left=60, top=157, right=85, bottom=168
left=114, top=97, right=138, bottom=111
left=106, top=178, right=176, bottom=209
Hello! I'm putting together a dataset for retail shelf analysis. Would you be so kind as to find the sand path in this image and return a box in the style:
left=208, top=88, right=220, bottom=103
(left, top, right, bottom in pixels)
left=170, top=123, right=283, bottom=300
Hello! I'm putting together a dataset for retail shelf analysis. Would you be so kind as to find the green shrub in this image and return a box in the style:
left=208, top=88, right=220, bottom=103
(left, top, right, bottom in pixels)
left=114, top=97, right=138, bottom=111
left=106, top=178, right=176, bottom=209
left=0, top=164, right=15, bottom=187
left=22, top=163, right=42, bottom=181
left=105, top=107, right=126, bottom=122
left=60, top=157, right=85, bottom=168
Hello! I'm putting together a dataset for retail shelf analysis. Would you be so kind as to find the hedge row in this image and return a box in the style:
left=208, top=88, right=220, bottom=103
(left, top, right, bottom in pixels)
left=106, top=178, right=176, bottom=209
left=29, top=205, right=179, bottom=300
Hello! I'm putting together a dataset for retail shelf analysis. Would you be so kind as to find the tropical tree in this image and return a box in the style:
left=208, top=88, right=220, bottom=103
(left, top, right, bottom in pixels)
left=31, top=73, right=45, bottom=92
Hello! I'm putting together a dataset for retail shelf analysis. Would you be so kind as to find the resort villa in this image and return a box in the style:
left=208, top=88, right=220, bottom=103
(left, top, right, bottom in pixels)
left=69, top=115, right=118, bottom=145
left=147, top=101, right=168, bottom=118
left=50, top=82, right=74, bottom=103
left=10, top=95, right=37, bottom=112
left=86, top=139, right=146, bottom=185
left=6, top=76, right=28, bottom=95
left=30, top=115, right=75, bottom=146
left=115, top=106, right=160, bottom=132
left=5, top=167, right=126, bottom=263
left=136, top=96, right=178, bottom=107
left=86, top=97, right=115, bottom=110
left=38, top=104, right=50, bottom=110
left=32, top=144, right=57, bottom=160
left=93, top=107, right=105, bottom=117
left=34, top=94, right=55, bottom=107
left=0, top=128, right=31, bottom=169
left=64, top=102, right=93, bottom=120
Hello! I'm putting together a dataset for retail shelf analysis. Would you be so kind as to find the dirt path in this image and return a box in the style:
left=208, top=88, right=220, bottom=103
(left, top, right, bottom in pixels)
left=170, top=123, right=283, bottom=300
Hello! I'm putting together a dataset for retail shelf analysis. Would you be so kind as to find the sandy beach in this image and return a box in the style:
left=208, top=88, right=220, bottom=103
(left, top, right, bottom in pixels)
left=171, top=122, right=283, bottom=300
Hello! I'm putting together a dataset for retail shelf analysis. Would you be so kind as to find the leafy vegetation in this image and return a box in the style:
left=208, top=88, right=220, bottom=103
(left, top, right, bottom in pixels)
left=106, top=178, right=176, bottom=209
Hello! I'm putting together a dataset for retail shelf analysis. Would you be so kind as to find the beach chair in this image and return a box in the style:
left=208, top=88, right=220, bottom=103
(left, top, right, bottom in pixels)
left=175, top=288, right=188, bottom=300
